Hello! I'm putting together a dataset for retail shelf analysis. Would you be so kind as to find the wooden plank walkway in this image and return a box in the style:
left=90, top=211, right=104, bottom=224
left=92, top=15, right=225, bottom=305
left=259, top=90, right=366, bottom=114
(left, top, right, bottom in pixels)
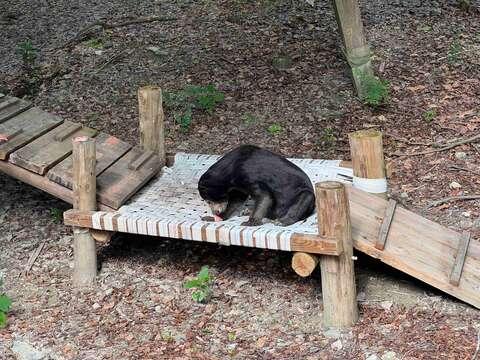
left=0, top=96, right=162, bottom=210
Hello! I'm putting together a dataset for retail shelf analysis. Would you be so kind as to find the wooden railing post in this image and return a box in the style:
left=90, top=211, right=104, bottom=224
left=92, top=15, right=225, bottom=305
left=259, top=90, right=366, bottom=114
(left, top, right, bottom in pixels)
left=349, top=129, right=387, bottom=199
left=332, top=0, right=373, bottom=97
left=72, top=136, right=97, bottom=287
left=138, top=85, right=165, bottom=167
left=316, top=181, right=358, bottom=328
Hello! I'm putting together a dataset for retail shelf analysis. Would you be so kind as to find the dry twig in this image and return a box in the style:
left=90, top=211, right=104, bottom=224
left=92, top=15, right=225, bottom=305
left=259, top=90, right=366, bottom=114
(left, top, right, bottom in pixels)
left=23, top=240, right=47, bottom=275
left=94, top=48, right=133, bottom=73
left=60, top=16, right=177, bottom=49
left=393, top=133, right=480, bottom=157
left=428, top=195, right=480, bottom=208
left=449, top=165, right=480, bottom=177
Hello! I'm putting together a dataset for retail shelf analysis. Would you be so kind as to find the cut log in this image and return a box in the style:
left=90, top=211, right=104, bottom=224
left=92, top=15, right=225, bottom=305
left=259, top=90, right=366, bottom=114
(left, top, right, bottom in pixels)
left=291, top=252, right=319, bottom=277
left=316, top=181, right=358, bottom=328
left=91, top=229, right=113, bottom=243
left=138, top=85, right=165, bottom=166
left=72, top=136, right=97, bottom=287
left=349, top=129, right=387, bottom=199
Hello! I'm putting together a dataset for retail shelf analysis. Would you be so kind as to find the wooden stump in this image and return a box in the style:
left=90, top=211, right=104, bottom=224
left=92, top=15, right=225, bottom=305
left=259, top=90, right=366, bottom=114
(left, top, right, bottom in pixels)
left=332, top=0, right=373, bottom=97
left=72, top=136, right=97, bottom=287
left=316, top=181, right=358, bottom=328
left=138, top=85, right=165, bottom=167
left=91, top=229, right=113, bottom=243
left=292, top=252, right=319, bottom=277
left=349, top=129, right=387, bottom=199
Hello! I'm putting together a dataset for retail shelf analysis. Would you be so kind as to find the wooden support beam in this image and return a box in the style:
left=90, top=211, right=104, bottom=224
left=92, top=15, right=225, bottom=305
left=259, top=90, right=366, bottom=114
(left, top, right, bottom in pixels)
left=138, top=85, right=166, bottom=167
left=63, top=209, right=343, bottom=255
left=375, top=199, right=397, bottom=250
left=0, top=160, right=113, bottom=212
left=72, top=136, right=97, bottom=287
left=449, top=231, right=471, bottom=286
left=332, top=0, right=373, bottom=97
left=349, top=129, right=387, bottom=199
left=292, top=252, right=319, bottom=277
left=316, top=181, right=358, bottom=328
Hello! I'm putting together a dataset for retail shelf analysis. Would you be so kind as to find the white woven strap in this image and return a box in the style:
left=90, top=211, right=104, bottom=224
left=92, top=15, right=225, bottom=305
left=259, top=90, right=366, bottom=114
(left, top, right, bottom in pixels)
left=353, top=176, right=387, bottom=194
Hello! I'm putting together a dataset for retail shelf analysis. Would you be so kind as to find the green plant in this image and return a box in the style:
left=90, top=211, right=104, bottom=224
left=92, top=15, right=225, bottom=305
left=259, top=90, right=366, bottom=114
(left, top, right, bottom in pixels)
left=447, top=39, right=462, bottom=64
left=458, top=0, right=471, bottom=11
left=16, top=40, right=41, bottom=96
left=227, top=332, right=236, bottom=342
left=16, top=40, right=37, bottom=67
left=164, top=85, right=224, bottom=130
left=321, top=127, right=337, bottom=148
left=161, top=330, right=174, bottom=342
left=0, top=280, right=12, bottom=329
left=50, top=208, right=63, bottom=223
left=242, top=113, right=257, bottom=125
left=360, top=74, right=390, bottom=107
left=267, top=123, right=283, bottom=135
left=184, top=266, right=213, bottom=303
left=423, top=109, right=437, bottom=122
left=85, top=38, right=104, bottom=49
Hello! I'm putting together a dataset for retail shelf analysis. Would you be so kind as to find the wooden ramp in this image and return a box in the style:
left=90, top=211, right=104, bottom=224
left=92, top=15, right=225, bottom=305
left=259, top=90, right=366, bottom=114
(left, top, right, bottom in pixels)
left=0, top=95, right=162, bottom=210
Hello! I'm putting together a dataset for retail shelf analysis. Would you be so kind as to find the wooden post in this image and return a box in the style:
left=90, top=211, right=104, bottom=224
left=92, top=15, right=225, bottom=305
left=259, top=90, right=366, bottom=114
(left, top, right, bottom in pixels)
left=138, top=85, right=165, bottom=167
left=332, top=0, right=373, bottom=97
left=349, top=129, right=387, bottom=199
left=317, top=181, right=358, bottom=328
left=72, top=136, right=97, bottom=287
left=292, top=252, right=319, bottom=277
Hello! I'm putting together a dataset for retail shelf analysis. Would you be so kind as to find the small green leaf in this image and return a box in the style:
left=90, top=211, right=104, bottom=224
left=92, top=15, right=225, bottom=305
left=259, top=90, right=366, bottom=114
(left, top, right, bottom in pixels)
left=197, top=266, right=210, bottom=282
left=0, top=311, right=7, bottom=328
left=192, top=290, right=205, bottom=303
left=0, top=295, right=12, bottom=313
left=184, top=279, right=202, bottom=289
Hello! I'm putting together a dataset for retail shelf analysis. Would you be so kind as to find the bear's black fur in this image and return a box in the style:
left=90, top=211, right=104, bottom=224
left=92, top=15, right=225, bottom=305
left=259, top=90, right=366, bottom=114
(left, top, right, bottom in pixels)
left=198, top=145, right=315, bottom=226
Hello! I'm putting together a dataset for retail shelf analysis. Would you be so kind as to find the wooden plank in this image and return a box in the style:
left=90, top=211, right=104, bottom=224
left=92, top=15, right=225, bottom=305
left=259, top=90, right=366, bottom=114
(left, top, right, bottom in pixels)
left=0, top=161, right=113, bottom=212
left=347, top=185, right=480, bottom=310
left=47, top=133, right=132, bottom=189
left=375, top=199, right=397, bottom=250
left=291, top=233, right=342, bottom=255
left=9, top=121, right=97, bottom=175
left=63, top=210, right=342, bottom=255
left=449, top=231, right=471, bottom=286
left=128, top=150, right=154, bottom=171
left=97, top=146, right=162, bottom=209
left=0, top=96, right=31, bottom=124
left=0, top=107, right=64, bottom=160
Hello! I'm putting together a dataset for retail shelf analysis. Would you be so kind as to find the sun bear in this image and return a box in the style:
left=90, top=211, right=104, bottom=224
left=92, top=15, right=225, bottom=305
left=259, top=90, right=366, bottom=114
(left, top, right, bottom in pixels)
left=198, top=145, right=315, bottom=226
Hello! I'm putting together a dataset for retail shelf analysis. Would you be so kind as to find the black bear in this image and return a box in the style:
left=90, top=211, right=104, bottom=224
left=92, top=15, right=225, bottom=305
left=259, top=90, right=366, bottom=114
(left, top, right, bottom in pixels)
left=198, top=145, right=315, bottom=226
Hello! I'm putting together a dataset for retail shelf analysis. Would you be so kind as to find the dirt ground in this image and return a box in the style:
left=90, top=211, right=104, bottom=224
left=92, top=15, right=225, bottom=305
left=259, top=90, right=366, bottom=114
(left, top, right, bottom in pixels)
left=1, top=0, right=480, bottom=359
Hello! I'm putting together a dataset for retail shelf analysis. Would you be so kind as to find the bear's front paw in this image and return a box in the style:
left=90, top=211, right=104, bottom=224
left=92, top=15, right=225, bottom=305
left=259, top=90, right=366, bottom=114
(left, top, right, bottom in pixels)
left=272, top=219, right=284, bottom=226
left=201, top=215, right=215, bottom=222
left=241, top=219, right=262, bottom=227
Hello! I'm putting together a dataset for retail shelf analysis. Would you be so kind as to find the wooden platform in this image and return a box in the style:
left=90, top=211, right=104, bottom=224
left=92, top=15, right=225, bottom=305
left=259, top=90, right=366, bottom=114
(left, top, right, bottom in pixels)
left=1, top=95, right=479, bottom=310
left=0, top=96, right=162, bottom=210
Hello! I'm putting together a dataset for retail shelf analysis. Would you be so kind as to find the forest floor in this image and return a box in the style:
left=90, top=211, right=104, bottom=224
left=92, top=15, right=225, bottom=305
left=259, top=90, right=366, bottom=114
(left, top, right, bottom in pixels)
left=1, top=0, right=480, bottom=359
